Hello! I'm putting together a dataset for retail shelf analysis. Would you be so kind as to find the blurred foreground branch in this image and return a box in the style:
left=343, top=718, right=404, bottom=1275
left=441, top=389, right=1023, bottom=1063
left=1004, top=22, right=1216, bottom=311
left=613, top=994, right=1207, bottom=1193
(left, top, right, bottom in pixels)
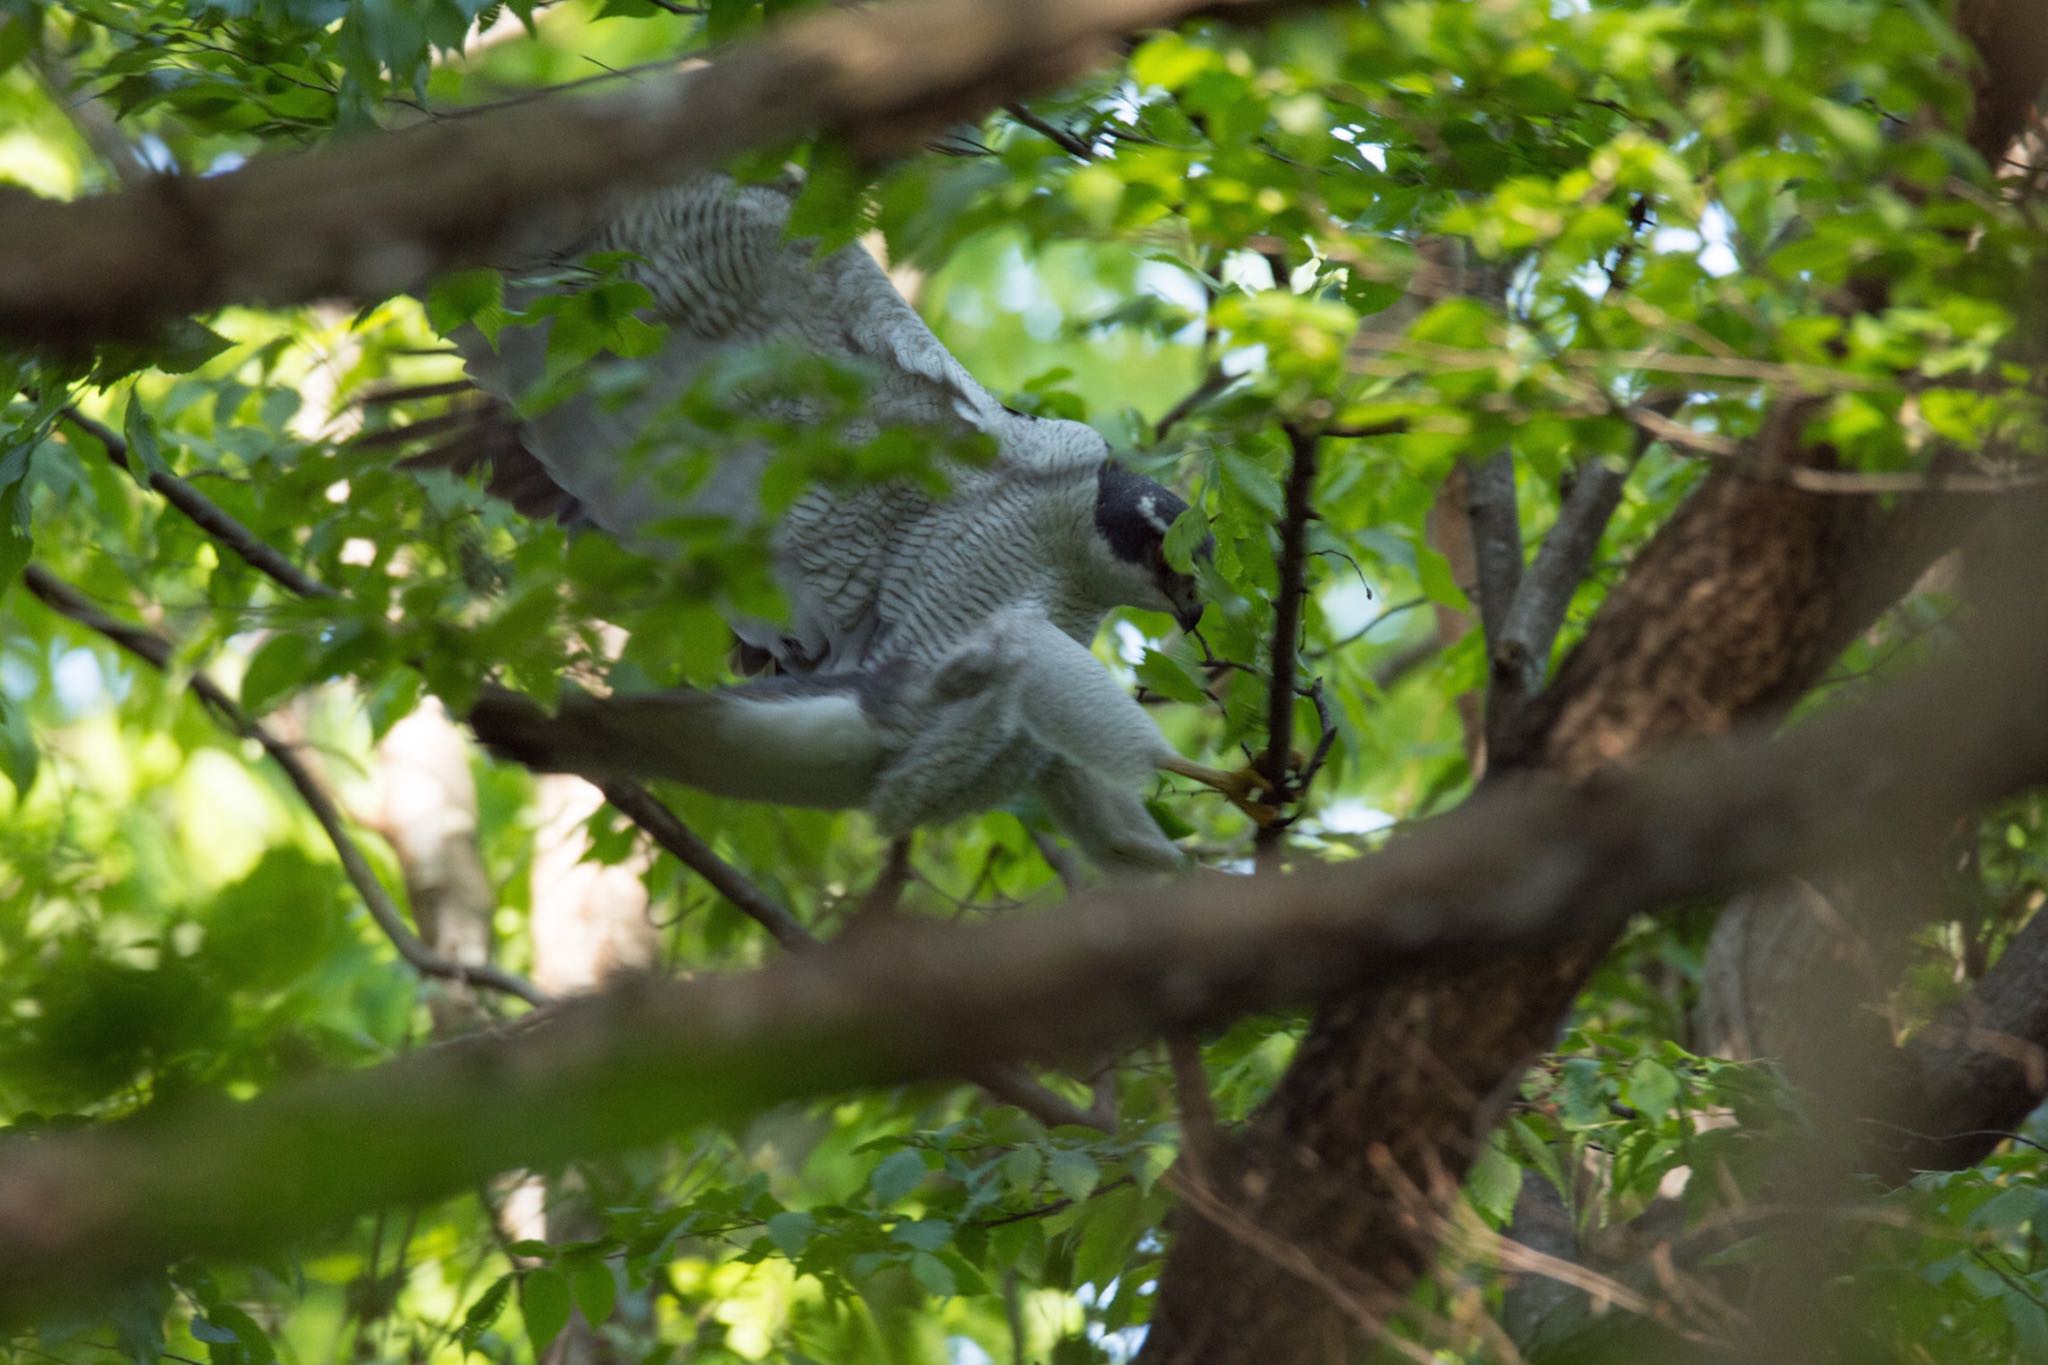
left=0, top=0, right=1300, bottom=344
left=3, top=583, right=2047, bottom=1321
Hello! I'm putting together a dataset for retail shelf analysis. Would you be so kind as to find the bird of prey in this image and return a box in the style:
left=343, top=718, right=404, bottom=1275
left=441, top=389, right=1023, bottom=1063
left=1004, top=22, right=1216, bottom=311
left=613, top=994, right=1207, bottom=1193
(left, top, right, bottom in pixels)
left=417, top=173, right=1256, bottom=872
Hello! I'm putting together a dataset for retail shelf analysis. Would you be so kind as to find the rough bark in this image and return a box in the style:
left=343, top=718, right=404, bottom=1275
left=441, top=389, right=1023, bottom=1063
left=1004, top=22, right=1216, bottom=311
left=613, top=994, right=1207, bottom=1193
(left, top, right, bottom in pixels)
left=1868, top=903, right=2048, bottom=1179
left=1138, top=6, right=2048, bottom=1353
left=1140, top=457, right=1907, bottom=1360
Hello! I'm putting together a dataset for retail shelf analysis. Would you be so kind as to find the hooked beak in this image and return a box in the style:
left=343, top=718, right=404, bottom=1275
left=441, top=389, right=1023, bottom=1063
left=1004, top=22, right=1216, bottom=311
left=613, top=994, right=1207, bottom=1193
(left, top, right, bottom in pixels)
left=1166, top=574, right=1204, bottom=633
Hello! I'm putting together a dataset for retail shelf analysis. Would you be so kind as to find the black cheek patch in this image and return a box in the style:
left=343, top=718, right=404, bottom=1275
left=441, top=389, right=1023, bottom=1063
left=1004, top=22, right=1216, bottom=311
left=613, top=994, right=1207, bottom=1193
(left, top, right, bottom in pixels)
left=1095, top=463, right=1190, bottom=566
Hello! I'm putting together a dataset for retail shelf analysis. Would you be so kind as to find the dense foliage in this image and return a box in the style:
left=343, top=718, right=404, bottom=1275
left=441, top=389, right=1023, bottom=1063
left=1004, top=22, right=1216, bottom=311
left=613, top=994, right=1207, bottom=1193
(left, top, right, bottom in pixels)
left=1, top=0, right=2045, bottom=1360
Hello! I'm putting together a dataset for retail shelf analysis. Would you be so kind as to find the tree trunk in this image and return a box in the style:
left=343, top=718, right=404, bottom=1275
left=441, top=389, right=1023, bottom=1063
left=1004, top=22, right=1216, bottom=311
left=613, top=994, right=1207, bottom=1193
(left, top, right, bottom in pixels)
left=1139, top=472, right=1913, bottom=1362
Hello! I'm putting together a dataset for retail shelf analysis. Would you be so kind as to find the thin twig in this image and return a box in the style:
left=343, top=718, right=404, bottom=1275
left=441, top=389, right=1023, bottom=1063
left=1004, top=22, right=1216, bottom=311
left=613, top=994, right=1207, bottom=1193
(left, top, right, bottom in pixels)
left=1292, top=678, right=1339, bottom=796
left=1155, top=363, right=1235, bottom=443
left=854, top=835, right=915, bottom=923
left=59, top=407, right=339, bottom=601
left=589, top=792, right=1100, bottom=1131
left=1004, top=101, right=1095, bottom=160
left=1624, top=403, right=2048, bottom=494
left=600, top=790, right=1103, bottom=1132
left=1316, top=594, right=1428, bottom=656
left=19, top=566, right=551, bottom=1008
left=1369, top=636, right=1441, bottom=692
left=597, top=781, right=817, bottom=952
left=1316, top=418, right=1410, bottom=440
left=76, top=381, right=1097, bottom=1131
left=1257, top=426, right=1320, bottom=855
left=30, top=50, right=153, bottom=186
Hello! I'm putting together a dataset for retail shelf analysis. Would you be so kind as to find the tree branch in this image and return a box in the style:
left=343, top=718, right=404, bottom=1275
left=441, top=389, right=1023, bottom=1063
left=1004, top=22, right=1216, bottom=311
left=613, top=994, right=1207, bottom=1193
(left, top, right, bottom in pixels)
left=1155, top=363, right=1235, bottom=443
left=56, top=390, right=1101, bottom=1133
left=1257, top=425, right=1318, bottom=851
left=1464, top=452, right=1522, bottom=650
left=1483, top=457, right=1626, bottom=761
left=1868, top=901, right=2048, bottom=1178
left=17, top=565, right=550, bottom=1008
left=57, top=407, right=339, bottom=601
left=596, top=778, right=816, bottom=953
left=1004, top=100, right=1096, bottom=160
left=4, top=584, right=2048, bottom=1322
left=0, top=0, right=1303, bottom=344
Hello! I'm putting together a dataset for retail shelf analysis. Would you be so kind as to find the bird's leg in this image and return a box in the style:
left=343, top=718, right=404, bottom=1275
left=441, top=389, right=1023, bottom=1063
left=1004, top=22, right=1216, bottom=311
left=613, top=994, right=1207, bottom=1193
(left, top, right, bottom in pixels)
left=1159, top=754, right=1283, bottom=825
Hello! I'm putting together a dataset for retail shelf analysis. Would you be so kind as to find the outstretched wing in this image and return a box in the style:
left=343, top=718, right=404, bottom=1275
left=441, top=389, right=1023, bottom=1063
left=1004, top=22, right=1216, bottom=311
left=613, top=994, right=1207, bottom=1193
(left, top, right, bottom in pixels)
left=441, top=173, right=1108, bottom=669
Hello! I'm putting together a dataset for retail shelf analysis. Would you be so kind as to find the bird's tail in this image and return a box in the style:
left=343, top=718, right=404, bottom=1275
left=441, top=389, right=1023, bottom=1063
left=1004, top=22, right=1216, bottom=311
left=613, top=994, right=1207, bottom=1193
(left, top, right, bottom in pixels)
left=465, top=682, right=882, bottom=809
left=351, top=382, right=589, bottom=524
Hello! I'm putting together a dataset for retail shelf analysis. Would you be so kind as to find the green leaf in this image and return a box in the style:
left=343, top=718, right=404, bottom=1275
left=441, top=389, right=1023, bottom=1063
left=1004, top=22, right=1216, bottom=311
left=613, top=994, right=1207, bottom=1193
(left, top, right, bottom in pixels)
left=892, top=1219, right=953, bottom=1252
left=871, top=1149, right=929, bottom=1205
left=1415, top=546, right=1469, bottom=611
left=427, top=269, right=508, bottom=343
left=240, top=633, right=318, bottom=716
left=767, top=1209, right=816, bottom=1256
left=1072, top=1183, right=1145, bottom=1289
left=0, top=694, right=38, bottom=803
left=198, top=1305, right=276, bottom=1364
left=909, top=1250, right=956, bottom=1297
left=456, top=1274, right=514, bottom=1352
left=1162, top=503, right=1211, bottom=573
left=0, top=476, right=30, bottom=597
left=1465, top=1133, right=1523, bottom=1225
left=1002, top=1146, right=1045, bottom=1194
left=1134, top=649, right=1211, bottom=707
left=90, top=319, right=232, bottom=384
left=568, top=1258, right=616, bottom=1328
left=0, top=9, right=41, bottom=77
left=121, top=393, right=170, bottom=489
left=1621, top=1058, right=1681, bottom=1120
left=520, top=1268, right=572, bottom=1358
left=707, top=0, right=753, bottom=41
left=1047, top=1149, right=1100, bottom=1203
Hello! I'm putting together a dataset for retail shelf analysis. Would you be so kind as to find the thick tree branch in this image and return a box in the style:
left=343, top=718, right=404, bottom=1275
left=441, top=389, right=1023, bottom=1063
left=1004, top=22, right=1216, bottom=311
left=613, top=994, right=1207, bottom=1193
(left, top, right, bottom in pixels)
left=18, top=565, right=551, bottom=1008
left=3, top=595, right=2048, bottom=1323
left=0, top=0, right=1300, bottom=344
left=1142, top=0, right=2048, bottom=1336
left=1483, top=457, right=1627, bottom=760
left=1463, top=452, right=1523, bottom=650
left=1868, top=903, right=2048, bottom=1178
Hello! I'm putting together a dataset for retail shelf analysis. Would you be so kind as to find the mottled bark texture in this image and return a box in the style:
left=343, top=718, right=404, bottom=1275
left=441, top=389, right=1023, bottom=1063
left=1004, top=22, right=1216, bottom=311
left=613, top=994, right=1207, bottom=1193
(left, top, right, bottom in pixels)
left=1137, top=0, right=2048, bottom=1332
left=1141, top=408, right=1907, bottom=1365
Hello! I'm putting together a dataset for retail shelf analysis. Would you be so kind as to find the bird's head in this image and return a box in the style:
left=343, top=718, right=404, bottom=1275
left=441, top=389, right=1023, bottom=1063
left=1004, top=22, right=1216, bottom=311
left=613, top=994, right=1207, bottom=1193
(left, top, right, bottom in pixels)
left=1092, top=462, right=1211, bottom=632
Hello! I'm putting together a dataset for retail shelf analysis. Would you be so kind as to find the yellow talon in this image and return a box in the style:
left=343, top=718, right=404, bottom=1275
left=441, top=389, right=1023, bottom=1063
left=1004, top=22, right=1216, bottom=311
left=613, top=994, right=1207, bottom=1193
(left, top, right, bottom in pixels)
left=1160, top=755, right=1286, bottom=826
